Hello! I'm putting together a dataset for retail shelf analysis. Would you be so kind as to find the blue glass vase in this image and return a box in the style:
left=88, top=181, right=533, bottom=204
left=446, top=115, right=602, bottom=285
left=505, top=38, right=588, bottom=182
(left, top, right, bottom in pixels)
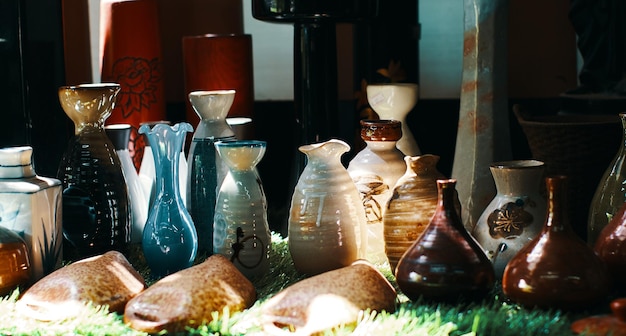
left=186, top=90, right=236, bottom=255
left=139, top=122, right=197, bottom=277
left=213, top=140, right=270, bottom=280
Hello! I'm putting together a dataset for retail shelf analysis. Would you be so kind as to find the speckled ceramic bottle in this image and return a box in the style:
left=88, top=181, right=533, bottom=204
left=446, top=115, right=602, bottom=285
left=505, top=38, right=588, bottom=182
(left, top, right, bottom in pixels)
left=187, top=90, right=236, bottom=255
left=57, top=83, right=131, bottom=260
left=288, top=139, right=367, bottom=275
left=472, top=160, right=546, bottom=279
left=213, top=140, right=270, bottom=280
left=503, top=176, right=610, bottom=310
left=395, top=179, right=495, bottom=303
left=347, top=119, right=405, bottom=264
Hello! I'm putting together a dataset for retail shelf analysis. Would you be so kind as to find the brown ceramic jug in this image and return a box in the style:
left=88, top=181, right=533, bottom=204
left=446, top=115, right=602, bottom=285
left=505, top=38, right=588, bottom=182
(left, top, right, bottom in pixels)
left=594, top=201, right=626, bottom=289
left=503, top=176, right=611, bottom=310
left=395, top=179, right=495, bottom=303
left=0, top=226, right=30, bottom=297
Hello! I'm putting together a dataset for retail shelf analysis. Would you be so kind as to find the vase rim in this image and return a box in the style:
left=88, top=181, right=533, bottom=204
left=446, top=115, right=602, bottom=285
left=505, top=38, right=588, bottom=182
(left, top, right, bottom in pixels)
left=367, top=83, right=418, bottom=88
left=215, top=140, right=266, bottom=148
left=59, top=83, right=120, bottom=91
left=491, top=160, right=544, bottom=169
left=183, top=33, right=251, bottom=40
left=189, top=90, right=236, bottom=97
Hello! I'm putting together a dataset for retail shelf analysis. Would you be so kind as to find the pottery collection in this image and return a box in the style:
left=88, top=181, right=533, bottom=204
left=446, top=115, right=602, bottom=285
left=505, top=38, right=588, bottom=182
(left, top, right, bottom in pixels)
left=4, top=2, right=623, bottom=330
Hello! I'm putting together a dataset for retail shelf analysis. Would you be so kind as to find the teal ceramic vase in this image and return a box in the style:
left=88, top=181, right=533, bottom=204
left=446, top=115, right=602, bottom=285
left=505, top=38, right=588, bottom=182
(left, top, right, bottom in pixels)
left=139, top=122, right=197, bottom=277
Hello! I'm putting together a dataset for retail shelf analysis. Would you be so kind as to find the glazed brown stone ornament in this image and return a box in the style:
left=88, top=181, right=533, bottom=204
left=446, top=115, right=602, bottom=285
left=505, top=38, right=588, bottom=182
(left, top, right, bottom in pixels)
left=260, top=259, right=396, bottom=335
left=17, top=251, right=145, bottom=320
left=502, top=176, right=611, bottom=310
left=124, top=254, right=256, bottom=334
left=395, top=179, right=495, bottom=303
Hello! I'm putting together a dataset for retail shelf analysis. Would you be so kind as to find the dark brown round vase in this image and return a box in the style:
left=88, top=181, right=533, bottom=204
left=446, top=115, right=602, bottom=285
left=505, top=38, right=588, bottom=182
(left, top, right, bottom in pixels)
left=395, top=179, right=495, bottom=303
left=0, top=226, right=31, bottom=296
left=594, top=201, right=626, bottom=290
left=503, top=176, right=611, bottom=310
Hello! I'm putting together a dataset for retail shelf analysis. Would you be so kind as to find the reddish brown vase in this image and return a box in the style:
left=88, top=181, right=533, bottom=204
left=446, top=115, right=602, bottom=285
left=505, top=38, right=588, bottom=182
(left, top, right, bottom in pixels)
left=503, top=176, right=611, bottom=310
left=100, top=0, right=167, bottom=171
left=594, top=201, right=626, bottom=289
left=395, top=179, right=495, bottom=303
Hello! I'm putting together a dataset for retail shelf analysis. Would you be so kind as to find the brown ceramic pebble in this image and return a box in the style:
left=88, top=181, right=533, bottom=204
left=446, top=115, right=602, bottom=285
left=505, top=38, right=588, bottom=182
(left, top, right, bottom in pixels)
left=261, top=259, right=397, bottom=335
left=17, top=250, right=146, bottom=320
left=124, top=254, right=256, bottom=334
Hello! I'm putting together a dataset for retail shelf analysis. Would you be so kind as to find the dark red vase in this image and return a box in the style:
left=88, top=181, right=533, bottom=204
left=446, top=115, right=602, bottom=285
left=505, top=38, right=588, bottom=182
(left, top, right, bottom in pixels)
left=595, top=201, right=626, bottom=290
left=395, top=179, right=495, bottom=303
left=503, top=176, right=611, bottom=310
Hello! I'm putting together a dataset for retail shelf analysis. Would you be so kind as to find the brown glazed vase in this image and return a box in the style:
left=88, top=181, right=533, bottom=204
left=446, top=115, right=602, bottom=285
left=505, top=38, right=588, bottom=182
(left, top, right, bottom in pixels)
left=594, top=201, right=626, bottom=290
left=503, top=176, right=611, bottom=310
left=395, top=179, right=495, bottom=303
left=0, top=226, right=30, bottom=296
left=383, top=155, right=456, bottom=273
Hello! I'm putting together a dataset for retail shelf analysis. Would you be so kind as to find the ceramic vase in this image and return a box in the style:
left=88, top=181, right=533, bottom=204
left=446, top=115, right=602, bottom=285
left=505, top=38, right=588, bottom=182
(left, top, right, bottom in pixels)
left=347, top=119, right=405, bottom=264
left=366, top=83, right=420, bottom=156
left=213, top=140, right=270, bottom=280
left=503, top=176, right=611, bottom=310
left=288, top=139, right=367, bottom=275
left=594, top=201, right=626, bottom=289
left=588, top=112, right=626, bottom=246
left=100, top=0, right=167, bottom=171
left=186, top=90, right=237, bottom=255
left=105, top=124, right=148, bottom=244
left=139, top=122, right=197, bottom=277
left=472, top=160, right=546, bottom=279
left=0, top=225, right=30, bottom=296
left=383, top=154, right=455, bottom=273
left=395, top=179, right=495, bottom=303
left=57, top=83, right=131, bottom=260
left=0, top=146, right=62, bottom=282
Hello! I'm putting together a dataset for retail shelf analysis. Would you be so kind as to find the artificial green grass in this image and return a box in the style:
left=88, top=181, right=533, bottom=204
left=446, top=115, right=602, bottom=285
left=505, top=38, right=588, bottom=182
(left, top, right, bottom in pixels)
left=0, top=234, right=590, bottom=335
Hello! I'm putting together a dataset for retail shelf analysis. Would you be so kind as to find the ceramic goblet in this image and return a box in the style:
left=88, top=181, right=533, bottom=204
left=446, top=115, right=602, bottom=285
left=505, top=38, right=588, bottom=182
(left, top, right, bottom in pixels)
left=366, top=83, right=420, bottom=156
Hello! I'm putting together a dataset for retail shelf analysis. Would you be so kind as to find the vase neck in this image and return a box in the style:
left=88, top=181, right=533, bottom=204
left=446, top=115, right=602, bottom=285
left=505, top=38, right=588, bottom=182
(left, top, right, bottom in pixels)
left=435, top=179, right=462, bottom=222
left=545, top=176, right=571, bottom=232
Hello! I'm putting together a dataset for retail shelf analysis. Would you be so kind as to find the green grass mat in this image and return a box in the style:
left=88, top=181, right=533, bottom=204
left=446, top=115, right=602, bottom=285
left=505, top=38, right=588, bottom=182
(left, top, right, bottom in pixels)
left=0, top=234, right=593, bottom=335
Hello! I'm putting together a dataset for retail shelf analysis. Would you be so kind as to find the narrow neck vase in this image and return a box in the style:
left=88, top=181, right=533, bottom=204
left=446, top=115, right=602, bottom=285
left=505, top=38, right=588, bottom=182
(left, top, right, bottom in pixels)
left=139, top=122, right=197, bottom=278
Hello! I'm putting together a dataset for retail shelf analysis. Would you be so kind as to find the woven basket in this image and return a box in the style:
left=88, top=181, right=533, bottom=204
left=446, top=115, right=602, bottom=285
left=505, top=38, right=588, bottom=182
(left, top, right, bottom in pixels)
left=513, top=105, right=622, bottom=241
